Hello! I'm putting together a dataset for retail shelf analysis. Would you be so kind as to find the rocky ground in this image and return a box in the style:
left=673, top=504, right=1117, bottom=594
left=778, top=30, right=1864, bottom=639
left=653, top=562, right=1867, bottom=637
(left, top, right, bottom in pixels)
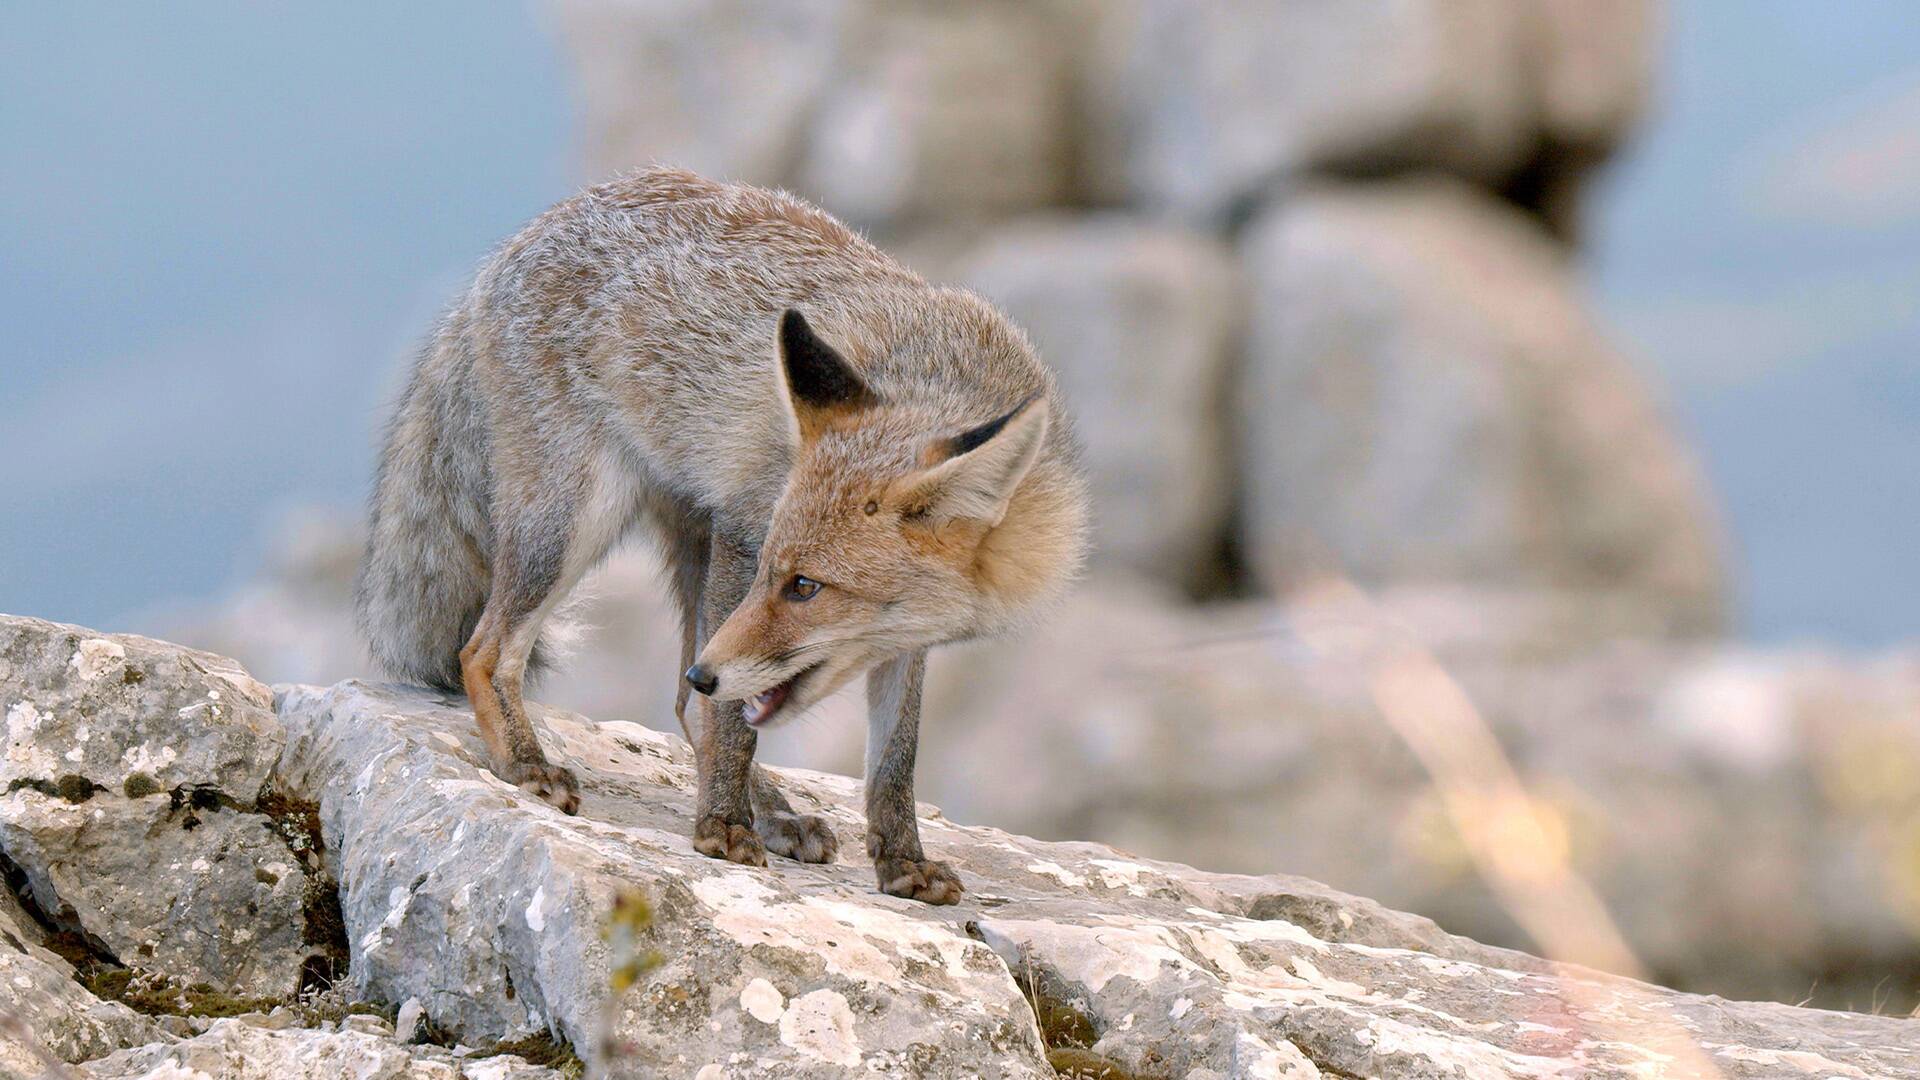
left=5, top=613, right=1916, bottom=1078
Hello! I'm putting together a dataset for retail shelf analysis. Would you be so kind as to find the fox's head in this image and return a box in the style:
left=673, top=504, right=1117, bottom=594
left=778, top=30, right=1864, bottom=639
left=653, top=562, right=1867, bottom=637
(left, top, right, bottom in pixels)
left=687, top=307, right=1083, bottom=727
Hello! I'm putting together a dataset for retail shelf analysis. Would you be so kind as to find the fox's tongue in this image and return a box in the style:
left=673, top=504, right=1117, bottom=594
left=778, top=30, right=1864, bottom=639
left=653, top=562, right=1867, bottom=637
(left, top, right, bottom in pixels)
left=743, top=677, right=794, bottom=726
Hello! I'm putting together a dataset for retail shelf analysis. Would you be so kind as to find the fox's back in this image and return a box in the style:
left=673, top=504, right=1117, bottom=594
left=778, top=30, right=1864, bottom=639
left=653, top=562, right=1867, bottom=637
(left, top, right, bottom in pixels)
left=453, top=167, right=1059, bottom=516
left=479, top=168, right=915, bottom=360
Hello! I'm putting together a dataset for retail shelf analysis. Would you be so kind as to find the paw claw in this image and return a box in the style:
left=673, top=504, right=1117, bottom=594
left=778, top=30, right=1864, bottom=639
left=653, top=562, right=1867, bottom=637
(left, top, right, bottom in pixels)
left=498, top=761, right=581, bottom=815
left=758, top=812, right=840, bottom=864
left=694, top=815, right=767, bottom=866
left=874, top=856, right=964, bottom=905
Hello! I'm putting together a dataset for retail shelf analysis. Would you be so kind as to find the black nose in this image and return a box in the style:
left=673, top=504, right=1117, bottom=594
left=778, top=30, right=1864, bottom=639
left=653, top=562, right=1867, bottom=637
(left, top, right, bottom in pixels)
left=683, top=663, right=718, bottom=696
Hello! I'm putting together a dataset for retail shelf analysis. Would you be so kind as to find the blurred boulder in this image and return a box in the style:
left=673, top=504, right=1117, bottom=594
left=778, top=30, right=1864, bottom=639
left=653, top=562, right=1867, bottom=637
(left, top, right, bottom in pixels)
left=553, top=0, right=1656, bottom=233
left=1237, top=179, right=1726, bottom=634
left=799, top=2, right=1072, bottom=231
left=552, top=0, right=853, bottom=188
left=1511, top=0, right=1661, bottom=238
left=556, top=0, right=1072, bottom=232
left=956, top=217, right=1241, bottom=588
left=1102, top=0, right=1655, bottom=223
left=1529, top=0, right=1659, bottom=153
left=0, top=615, right=334, bottom=1000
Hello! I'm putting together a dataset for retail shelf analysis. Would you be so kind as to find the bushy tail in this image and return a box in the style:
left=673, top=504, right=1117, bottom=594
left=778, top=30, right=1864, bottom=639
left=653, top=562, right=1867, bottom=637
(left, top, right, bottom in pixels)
left=354, top=362, right=496, bottom=692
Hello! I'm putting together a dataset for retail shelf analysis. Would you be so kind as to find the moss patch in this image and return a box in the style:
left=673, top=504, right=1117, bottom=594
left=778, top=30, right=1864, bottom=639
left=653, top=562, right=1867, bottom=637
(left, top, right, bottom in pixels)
left=1008, top=958, right=1165, bottom=1079
left=476, top=1033, right=586, bottom=1079
left=122, top=772, right=162, bottom=799
left=1013, top=964, right=1097, bottom=1051
left=84, top=968, right=282, bottom=1018
left=83, top=966, right=391, bottom=1027
left=256, top=785, right=350, bottom=990
left=255, top=787, right=325, bottom=869
left=1033, top=992, right=1098, bottom=1051
left=42, top=929, right=101, bottom=971
left=6, top=775, right=104, bottom=803
left=1047, top=1046, right=1139, bottom=1079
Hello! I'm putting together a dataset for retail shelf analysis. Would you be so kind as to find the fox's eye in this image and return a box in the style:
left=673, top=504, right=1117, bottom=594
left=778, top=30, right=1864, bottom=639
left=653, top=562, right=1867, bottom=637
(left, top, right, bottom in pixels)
left=783, top=575, right=822, bottom=602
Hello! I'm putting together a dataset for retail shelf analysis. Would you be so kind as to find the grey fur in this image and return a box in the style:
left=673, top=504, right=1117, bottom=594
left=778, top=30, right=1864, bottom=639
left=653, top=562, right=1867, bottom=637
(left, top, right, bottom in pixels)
left=354, top=167, right=1088, bottom=895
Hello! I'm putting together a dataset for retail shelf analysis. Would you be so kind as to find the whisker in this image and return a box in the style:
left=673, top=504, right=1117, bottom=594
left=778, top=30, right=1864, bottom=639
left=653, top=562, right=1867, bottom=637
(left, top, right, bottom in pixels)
left=772, top=637, right=863, bottom=665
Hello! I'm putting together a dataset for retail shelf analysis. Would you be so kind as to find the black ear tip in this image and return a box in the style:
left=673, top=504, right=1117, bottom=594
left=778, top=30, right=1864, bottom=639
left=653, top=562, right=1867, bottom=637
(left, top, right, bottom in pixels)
left=778, top=308, right=823, bottom=359
left=778, top=306, right=876, bottom=409
left=948, top=393, right=1043, bottom=457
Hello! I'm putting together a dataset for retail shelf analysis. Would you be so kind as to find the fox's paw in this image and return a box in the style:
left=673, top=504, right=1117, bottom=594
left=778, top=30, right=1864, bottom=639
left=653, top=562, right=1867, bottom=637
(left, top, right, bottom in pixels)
left=757, top=812, right=840, bottom=864
left=874, top=856, right=964, bottom=905
left=693, top=815, right=767, bottom=867
left=499, top=761, right=581, bottom=815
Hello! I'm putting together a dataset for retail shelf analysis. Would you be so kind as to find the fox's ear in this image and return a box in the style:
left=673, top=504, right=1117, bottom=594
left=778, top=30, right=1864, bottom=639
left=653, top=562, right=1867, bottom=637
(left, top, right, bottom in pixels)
left=893, top=396, right=1048, bottom=527
left=778, top=308, right=876, bottom=441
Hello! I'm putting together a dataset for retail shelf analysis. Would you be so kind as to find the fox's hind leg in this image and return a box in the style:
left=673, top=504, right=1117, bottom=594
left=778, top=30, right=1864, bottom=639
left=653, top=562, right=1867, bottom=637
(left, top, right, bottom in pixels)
left=461, top=463, right=633, bottom=814
left=461, top=593, right=581, bottom=814
left=651, top=495, right=710, bottom=748
left=749, top=768, right=840, bottom=864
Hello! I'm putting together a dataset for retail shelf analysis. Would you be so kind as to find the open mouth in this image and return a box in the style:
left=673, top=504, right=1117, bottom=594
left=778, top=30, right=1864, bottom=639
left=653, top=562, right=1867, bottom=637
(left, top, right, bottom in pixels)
left=743, top=663, right=819, bottom=727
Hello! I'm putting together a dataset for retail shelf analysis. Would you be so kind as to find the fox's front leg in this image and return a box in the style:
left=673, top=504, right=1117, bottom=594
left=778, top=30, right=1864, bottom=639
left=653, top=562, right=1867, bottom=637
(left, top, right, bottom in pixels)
left=692, top=697, right=765, bottom=865
left=865, top=649, right=960, bottom=904
left=689, top=530, right=767, bottom=866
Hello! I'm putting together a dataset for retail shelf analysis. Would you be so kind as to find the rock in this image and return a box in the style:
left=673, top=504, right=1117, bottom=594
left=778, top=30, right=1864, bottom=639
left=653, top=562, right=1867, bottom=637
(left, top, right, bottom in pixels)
left=0, top=898, right=161, bottom=1069
left=1097, top=0, right=1659, bottom=224
left=1528, top=0, right=1657, bottom=154
left=0, top=792, right=319, bottom=1000
left=1236, top=180, right=1727, bottom=633
left=271, top=676, right=1920, bottom=1077
left=978, top=913, right=1919, bottom=1080
left=0, top=615, right=335, bottom=999
left=798, top=3, right=1071, bottom=231
left=551, top=0, right=853, bottom=189
left=552, top=0, right=1657, bottom=229
left=0, top=614, right=280, bottom=798
left=274, top=680, right=1047, bottom=1077
left=1106, top=0, right=1529, bottom=220
left=956, top=217, right=1241, bottom=587
left=555, top=0, right=1071, bottom=232
left=78, top=1019, right=567, bottom=1080
left=395, top=997, right=428, bottom=1044
left=1510, top=0, right=1661, bottom=239
left=338, top=1012, right=391, bottom=1038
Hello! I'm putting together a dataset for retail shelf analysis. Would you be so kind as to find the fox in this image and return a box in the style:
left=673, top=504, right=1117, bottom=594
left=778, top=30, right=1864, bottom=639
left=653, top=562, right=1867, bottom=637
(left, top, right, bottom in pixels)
left=356, top=167, right=1088, bottom=903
